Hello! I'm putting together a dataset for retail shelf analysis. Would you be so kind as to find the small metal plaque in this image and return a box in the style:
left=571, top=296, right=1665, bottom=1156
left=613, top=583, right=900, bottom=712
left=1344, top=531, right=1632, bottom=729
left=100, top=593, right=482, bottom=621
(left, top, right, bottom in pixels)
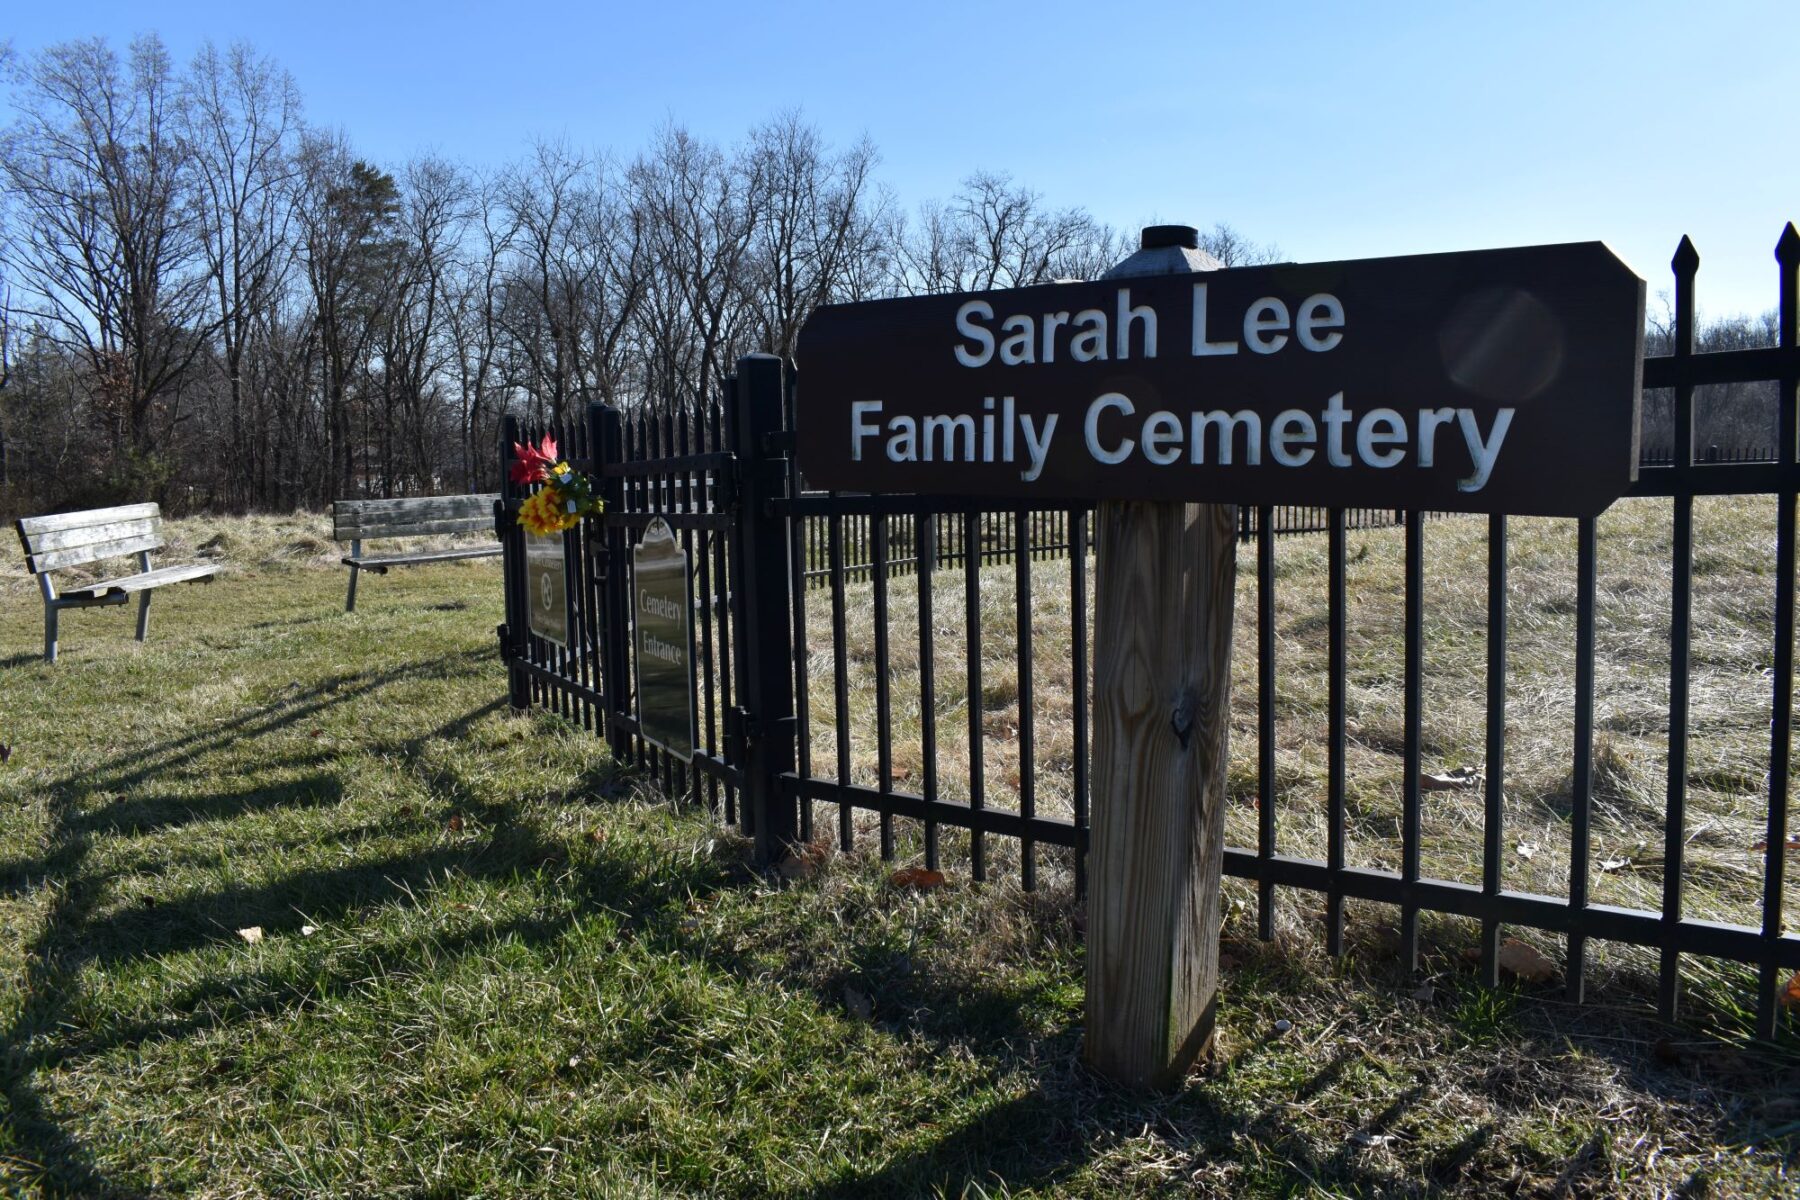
left=632, top=517, right=696, bottom=762
left=525, top=532, right=569, bottom=648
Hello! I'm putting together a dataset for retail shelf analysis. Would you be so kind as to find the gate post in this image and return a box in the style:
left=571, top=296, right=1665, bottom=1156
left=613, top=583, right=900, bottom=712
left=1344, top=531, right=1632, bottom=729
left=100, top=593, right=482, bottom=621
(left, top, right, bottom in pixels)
left=591, top=401, right=634, bottom=761
left=497, top=413, right=532, bottom=711
left=729, top=354, right=801, bottom=865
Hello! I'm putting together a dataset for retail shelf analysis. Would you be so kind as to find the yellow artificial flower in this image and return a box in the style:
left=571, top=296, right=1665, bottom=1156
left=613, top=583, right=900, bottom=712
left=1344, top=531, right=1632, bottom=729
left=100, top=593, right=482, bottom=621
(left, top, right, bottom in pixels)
left=518, top=487, right=567, bottom=536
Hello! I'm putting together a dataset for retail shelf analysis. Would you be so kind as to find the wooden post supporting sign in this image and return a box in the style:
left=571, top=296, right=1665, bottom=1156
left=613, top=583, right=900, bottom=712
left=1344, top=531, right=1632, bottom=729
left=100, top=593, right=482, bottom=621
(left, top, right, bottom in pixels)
left=1086, top=227, right=1234, bottom=1087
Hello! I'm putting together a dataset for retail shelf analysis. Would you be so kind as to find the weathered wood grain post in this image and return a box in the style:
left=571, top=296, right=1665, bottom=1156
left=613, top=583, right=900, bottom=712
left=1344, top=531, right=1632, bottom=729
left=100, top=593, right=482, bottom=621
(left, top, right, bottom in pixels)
left=1084, top=226, right=1236, bottom=1089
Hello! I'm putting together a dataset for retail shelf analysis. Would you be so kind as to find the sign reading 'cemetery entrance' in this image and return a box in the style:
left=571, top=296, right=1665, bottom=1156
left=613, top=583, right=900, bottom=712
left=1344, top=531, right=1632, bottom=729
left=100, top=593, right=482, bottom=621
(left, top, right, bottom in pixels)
left=525, top=532, right=568, bottom=647
left=795, top=243, right=1645, bottom=518
left=632, top=518, right=696, bottom=762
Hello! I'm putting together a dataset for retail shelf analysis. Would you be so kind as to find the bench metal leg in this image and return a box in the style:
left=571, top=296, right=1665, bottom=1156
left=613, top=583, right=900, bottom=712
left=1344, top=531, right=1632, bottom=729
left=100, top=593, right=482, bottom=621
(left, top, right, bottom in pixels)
left=44, top=604, right=58, bottom=664
left=346, top=538, right=363, bottom=612
left=136, top=589, right=153, bottom=642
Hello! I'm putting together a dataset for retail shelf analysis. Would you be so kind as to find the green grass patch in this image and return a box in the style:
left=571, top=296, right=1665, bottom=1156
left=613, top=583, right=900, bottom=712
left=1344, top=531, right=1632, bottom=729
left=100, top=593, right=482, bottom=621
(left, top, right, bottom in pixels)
left=0, top=513, right=1796, bottom=1197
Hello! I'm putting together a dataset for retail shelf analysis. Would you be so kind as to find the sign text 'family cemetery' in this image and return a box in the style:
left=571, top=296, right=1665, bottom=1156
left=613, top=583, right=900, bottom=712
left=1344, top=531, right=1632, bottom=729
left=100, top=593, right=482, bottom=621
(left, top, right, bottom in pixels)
left=796, top=243, right=1645, bottom=518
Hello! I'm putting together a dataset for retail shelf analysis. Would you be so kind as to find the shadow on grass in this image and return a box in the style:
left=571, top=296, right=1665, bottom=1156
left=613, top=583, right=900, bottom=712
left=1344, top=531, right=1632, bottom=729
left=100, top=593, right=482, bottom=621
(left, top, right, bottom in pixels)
left=4, top=641, right=1795, bottom=1196
left=0, top=652, right=557, bottom=1196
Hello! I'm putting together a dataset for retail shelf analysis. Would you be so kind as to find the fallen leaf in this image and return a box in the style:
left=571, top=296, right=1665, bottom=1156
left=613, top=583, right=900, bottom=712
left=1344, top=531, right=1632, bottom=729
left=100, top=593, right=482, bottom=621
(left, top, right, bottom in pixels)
left=778, top=843, right=829, bottom=880
left=397, top=804, right=416, bottom=819
left=236, top=926, right=264, bottom=945
left=0, top=743, right=12, bottom=764
left=1421, top=766, right=1481, bottom=792
left=1497, top=937, right=1556, bottom=983
left=843, top=985, right=872, bottom=1020
left=1781, top=971, right=1800, bottom=1010
left=447, top=814, right=465, bottom=832
left=1750, top=836, right=1800, bottom=854
left=1515, top=841, right=1538, bottom=860
left=889, top=765, right=913, bottom=784
left=889, top=866, right=947, bottom=891
left=585, top=829, right=606, bottom=844
left=1599, top=857, right=1631, bottom=872
left=300, top=924, right=319, bottom=937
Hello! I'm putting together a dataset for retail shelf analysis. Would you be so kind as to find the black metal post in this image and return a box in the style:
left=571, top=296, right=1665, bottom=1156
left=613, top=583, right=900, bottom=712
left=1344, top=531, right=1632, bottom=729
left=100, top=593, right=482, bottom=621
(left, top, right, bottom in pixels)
left=730, top=355, right=800, bottom=865
left=498, top=414, right=531, bottom=711
left=594, top=402, right=633, bottom=761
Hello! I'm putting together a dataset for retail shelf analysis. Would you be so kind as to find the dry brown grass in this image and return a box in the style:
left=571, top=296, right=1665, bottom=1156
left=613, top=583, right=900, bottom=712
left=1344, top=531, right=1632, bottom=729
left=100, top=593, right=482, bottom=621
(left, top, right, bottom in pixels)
left=793, top=496, right=1797, bottom=996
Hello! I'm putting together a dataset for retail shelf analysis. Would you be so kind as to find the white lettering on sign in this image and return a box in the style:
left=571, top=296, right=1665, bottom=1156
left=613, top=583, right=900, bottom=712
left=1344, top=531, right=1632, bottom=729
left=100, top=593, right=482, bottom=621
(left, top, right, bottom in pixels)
left=639, top=632, right=685, bottom=666
left=852, top=397, right=1058, bottom=482
left=899, top=287, right=1521, bottom=490
left=955, top=289, right=1160, bottom=367
left=1078, top=392, right=1514, bottom=487
left=960, top=287, right=1346, bottom=366
left=855, top=391, right=1513, bottom=489
left=640, top=590, right=684, bottom=621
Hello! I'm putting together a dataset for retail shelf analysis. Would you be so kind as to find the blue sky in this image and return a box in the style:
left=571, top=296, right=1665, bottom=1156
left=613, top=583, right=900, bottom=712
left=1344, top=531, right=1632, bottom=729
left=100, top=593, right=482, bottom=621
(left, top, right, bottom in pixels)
left=6, top=0, right=1796, bottom=322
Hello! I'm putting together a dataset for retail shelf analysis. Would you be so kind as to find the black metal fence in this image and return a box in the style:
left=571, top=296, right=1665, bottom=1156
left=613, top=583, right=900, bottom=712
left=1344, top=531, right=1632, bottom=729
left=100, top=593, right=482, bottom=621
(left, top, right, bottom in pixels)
left=498, top=227, right=1800, bottom=1039
left=796, top=506, right=1416, bottom=588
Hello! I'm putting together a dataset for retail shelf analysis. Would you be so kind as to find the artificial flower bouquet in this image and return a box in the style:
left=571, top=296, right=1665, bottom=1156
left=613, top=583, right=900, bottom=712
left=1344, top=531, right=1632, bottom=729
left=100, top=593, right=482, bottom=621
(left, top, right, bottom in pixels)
left=509, top=433, right=603, bottom=535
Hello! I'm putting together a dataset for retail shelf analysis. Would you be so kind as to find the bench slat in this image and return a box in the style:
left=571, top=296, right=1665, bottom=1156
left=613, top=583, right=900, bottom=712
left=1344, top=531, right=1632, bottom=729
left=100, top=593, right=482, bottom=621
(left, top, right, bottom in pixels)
left=23, top=516, right=162, bottom=555
left=28, top=532, right=165, bottom=574
left=17, top=502, right=161, bottom=536
left=342, top=546, right=502, bottom=568
left=333, top=494, right=498, bottom=540
left=58, top=562, right=220, bottom=599
left=335, top=515, right=496, bottom=539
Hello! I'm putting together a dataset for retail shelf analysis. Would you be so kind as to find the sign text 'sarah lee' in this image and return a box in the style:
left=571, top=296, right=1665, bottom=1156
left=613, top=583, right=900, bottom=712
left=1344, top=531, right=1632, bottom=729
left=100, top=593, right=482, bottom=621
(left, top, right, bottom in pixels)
left=795, top=243, right=1645, bottom=518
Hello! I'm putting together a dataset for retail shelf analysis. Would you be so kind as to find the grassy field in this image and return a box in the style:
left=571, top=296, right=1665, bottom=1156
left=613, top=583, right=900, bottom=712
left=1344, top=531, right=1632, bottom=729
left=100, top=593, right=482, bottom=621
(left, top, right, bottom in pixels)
left=1, top=511, right=1797, bottom=1197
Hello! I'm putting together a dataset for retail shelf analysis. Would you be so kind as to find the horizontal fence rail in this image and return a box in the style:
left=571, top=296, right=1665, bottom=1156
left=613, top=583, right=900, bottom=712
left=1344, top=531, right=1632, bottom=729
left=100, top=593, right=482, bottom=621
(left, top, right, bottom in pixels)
left=500, top=228, right=1800, bottom=1040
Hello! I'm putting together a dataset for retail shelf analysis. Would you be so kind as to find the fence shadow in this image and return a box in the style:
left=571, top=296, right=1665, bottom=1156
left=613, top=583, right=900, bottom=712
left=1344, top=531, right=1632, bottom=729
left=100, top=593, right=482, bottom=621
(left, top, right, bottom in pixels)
left=0, top=657, right=550, bottom=1195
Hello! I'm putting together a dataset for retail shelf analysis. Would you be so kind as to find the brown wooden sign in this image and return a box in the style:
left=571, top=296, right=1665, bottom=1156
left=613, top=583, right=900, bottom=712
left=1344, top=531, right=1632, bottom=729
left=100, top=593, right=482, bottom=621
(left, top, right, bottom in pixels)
left=795, top=243, right=1645, bottom=518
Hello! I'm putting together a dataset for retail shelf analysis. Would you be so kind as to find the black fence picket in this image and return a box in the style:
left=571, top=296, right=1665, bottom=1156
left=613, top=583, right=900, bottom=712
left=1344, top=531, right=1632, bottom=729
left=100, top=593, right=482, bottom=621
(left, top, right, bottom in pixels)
left=499, top=227, right=1800, bottom=1038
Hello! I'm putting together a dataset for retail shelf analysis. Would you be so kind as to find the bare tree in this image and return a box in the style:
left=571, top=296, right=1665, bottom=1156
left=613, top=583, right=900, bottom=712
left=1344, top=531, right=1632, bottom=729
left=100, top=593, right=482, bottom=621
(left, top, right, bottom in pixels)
left=379, top=155, right=469, bottom=493
left=744, top=112, right=886, bottom=365
left=181, top=40, right=301, bottom=507
left=0, top=34, right=214, bottom=487
left=1196, top=221, right=1282, bottom=267
left=294, top=131, right=400, bottom=497
left=890, top=171, right=1118, bottom=294
left=629, top=124, right=762, bottom=411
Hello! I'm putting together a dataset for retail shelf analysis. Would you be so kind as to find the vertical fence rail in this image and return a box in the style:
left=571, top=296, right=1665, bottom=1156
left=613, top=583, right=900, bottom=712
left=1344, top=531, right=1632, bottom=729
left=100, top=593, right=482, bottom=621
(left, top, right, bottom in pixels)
left=1481, top=514, right=1509, bottom=988
left=1661, top=239, right=1700, bottom=1020
left=1760, top=226, right=1800, bottom=1037
left=1401, top=510, right=1423, bottom=973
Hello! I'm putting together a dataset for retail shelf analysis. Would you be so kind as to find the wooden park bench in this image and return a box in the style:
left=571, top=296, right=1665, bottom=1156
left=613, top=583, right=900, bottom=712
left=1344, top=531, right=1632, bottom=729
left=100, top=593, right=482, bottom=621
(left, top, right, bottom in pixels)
left=16, top=502, right=221, bottom=664
left=333, top=494, right=501, bottom=612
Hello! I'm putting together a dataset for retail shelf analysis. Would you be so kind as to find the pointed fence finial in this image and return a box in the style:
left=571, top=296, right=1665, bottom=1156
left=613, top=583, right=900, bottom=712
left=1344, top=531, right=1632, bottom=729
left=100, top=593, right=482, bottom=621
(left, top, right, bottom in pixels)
left=1776, top=222, right=1800, bottom=267
left=1672, top=235, right=1700, bottom=275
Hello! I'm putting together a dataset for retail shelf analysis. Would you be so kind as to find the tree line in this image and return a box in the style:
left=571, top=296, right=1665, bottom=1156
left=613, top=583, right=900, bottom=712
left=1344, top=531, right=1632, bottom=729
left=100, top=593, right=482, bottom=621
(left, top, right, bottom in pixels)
left=0, top=35, right=1777, bottom=519
left=0, top=34, right=1284, bottom=516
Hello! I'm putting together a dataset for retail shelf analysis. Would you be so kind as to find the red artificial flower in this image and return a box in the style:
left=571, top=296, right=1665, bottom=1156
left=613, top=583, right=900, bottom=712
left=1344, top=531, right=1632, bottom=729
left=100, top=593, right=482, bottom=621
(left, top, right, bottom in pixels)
left=509, top=433, right=559, bottom=486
